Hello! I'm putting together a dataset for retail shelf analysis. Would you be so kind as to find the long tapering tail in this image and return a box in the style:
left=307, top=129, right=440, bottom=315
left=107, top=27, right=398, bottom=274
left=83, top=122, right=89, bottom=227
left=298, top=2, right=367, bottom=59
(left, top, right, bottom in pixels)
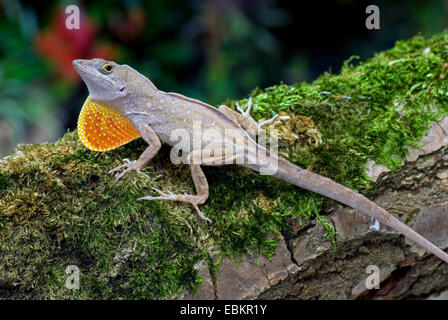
left=270, top=156, right=448, bottom=264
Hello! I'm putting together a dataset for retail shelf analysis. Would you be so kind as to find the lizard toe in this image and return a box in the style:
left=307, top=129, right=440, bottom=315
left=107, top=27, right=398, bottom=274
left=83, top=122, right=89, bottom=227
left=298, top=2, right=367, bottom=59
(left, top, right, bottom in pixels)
left=110, top=160, right=149, bottom=182
left=150, top=186, right=172, bottom=196
left=108, top=158, right=131, bottom=174
left=192, top=204, right=212, bottom=223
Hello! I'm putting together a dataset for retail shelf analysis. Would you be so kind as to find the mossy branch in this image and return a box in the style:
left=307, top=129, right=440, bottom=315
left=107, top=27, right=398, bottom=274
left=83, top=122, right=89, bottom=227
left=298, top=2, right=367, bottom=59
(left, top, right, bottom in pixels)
left=2, top=30, right=448, bottom=299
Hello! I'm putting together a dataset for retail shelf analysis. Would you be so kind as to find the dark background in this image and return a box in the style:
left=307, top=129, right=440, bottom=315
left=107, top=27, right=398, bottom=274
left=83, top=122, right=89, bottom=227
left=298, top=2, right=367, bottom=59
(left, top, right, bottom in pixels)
left=0, top=0, right=447, bottom=157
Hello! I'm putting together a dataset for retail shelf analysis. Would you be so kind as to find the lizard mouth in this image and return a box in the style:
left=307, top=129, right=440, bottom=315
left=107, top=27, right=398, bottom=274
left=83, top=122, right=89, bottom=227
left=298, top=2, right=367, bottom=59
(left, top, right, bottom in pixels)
left=72, top=59, right=89, bottom=74
left=72, top=59, right=114, bottom=87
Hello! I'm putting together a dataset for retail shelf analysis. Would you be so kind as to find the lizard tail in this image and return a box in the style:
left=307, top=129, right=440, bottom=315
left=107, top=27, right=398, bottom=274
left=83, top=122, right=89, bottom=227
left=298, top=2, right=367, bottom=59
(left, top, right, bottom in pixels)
left=272, top=156, right=448, bottom=264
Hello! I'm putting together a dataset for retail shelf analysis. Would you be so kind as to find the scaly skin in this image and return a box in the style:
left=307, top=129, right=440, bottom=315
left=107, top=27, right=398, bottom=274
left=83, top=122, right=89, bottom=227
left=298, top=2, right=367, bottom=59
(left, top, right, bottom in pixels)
left=73, top=58, right=448, bottom=264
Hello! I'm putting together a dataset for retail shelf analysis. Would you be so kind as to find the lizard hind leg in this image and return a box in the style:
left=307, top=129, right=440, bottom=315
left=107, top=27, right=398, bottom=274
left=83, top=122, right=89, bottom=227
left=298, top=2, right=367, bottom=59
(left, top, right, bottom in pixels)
left=138, top=150, right=219, bottom=223
left=219, top=97, right=290, bottom=137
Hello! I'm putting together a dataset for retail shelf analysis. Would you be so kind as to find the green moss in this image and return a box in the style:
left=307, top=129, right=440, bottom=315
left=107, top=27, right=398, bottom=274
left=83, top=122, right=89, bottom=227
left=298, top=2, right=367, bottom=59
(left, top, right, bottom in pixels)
left=239, top=32, right=448, bottom=189
left=0, top=174, right=11, bottom=191
left=2, top=30, right=448, bottom=299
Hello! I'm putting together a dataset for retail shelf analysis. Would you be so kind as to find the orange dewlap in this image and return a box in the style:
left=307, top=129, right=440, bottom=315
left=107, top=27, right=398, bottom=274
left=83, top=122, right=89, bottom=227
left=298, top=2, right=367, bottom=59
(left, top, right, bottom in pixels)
left=77, top=98, right=141, bottom=152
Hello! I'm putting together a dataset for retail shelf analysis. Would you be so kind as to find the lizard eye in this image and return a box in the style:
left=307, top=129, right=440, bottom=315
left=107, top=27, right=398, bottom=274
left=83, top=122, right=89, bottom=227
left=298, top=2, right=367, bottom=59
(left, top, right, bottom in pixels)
left=102, top=64, right=113, bottom=73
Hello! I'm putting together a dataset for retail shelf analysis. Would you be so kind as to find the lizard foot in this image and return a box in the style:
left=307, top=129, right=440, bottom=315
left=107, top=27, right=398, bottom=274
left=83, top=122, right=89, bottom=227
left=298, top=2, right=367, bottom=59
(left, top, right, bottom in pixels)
left=236, top=97, right=254, bottom=118
left=236, top=97, right=290, bottom=130
left=258, top=114, right=290, bottom=127
left=108, top=158, right=150, bottom=181
left=138, top=187, right=212, bottom=223
left=369, top=218, right=380, bottom=231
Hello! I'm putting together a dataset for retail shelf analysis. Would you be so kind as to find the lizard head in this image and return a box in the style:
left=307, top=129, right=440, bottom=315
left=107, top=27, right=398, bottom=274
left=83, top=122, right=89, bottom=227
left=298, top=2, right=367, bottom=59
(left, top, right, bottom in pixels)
left=73, top=58, right=158, bottom=107
left=73, top=58, right=132, bottom=104
left=73, top=58, right=153, bottom=152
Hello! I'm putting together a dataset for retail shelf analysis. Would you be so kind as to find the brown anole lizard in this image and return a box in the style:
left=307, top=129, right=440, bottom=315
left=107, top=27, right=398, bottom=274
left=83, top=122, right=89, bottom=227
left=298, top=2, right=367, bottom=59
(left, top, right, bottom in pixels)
left=73, top=58, right=448, bottom=264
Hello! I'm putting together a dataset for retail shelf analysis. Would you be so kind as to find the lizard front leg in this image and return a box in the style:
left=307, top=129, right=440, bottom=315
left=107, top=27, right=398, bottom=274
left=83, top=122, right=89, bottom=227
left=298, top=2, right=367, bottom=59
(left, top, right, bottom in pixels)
left=138, top=150, right=235, bottom=222
left=109, top=123, right=161, bottom=181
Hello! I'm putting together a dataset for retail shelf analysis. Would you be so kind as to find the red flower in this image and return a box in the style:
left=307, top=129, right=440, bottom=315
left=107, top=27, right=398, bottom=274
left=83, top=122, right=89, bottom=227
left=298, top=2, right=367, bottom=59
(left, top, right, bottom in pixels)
left=35, top=7, right=117, bottom=80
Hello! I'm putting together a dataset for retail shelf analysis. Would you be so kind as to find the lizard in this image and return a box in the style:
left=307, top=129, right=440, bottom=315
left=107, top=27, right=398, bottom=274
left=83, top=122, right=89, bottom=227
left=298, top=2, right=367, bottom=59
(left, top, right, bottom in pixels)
left=72, top=58, right=448, bottom=264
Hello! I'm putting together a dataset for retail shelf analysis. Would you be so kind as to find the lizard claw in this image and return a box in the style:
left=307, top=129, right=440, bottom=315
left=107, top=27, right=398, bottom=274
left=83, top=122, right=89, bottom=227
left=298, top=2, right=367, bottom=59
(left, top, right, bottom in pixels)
left=108, top=159, right=150, bottom=181
left=192, top=204, right=213, bottom=223
left=369, top=218, right=380, bottom=231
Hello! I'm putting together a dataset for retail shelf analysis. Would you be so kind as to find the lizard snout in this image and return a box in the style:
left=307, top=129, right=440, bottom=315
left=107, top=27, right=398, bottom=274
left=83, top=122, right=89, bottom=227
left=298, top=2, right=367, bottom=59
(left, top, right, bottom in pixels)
left=73, top=59, right=87, bottom=70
